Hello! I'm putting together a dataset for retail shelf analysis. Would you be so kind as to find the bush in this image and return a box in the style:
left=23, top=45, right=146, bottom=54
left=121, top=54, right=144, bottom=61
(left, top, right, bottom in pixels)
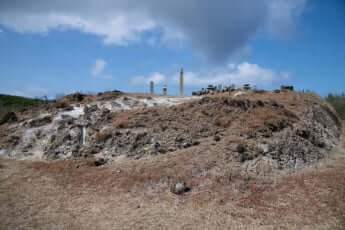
left=326, top=93, right=345, bottom=120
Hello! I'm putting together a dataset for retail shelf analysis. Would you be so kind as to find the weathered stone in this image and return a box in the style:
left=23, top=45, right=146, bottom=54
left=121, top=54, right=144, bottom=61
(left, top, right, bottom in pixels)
left=236, top=144, right=245, bottom=153
left=0, top=112, right=18, bottom=125
left=214, top=136, right=221, bottom=142
left=170, top=182, right=190, bottom=195
left=84, top=105, right=99, bottom=114
left=92, top=158, right=107, bottom=167
left=29, top=115, right=52, bottom=127
left=258, top=143, right=270, bottom=154
left=64, top=106, right=74, bottom=111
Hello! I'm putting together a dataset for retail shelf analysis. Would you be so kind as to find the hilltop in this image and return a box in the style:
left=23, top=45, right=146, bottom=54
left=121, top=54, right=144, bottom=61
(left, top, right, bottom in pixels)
left=0, top=89, right=344, bottom=229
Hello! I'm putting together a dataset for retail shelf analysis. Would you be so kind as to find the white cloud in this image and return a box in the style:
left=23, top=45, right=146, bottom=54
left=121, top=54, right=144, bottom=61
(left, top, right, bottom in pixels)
left=91, top=59, right=106, bottom=76
left=0, top=11, right=155, bottom=46
left=91, top=59, right=112, bottom=79
left=266, top=0, right=307, bottom=39
left=0, top=0, right=308, bottom=61
left=131, top=72, right=166, bottom=85
left=228, top=63, right=236, bottom=70
left=179, top=62, right=289, bottom=87
left=131, top=62, right=289, bottom=88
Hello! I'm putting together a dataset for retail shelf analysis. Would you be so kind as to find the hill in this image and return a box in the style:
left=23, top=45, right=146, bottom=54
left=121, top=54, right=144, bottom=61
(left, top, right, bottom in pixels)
left=0, top=94, right=45, bottom=122
left=0, top=89, right=344, bottom=229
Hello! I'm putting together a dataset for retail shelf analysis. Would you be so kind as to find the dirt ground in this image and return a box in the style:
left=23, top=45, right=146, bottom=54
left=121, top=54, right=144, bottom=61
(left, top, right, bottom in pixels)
left=1, top=141, right=345, bottom=230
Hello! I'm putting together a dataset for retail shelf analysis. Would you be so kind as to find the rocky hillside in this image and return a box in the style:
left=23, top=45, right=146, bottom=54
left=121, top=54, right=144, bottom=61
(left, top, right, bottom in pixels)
left=0, top=90, right=341, bottom=171
left=0, top=89, right=344, bottom=230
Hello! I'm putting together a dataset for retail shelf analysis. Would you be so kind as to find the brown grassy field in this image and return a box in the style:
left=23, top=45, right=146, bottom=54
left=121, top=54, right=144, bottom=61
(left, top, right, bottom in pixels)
left=0, top=138, right=344, bottom=230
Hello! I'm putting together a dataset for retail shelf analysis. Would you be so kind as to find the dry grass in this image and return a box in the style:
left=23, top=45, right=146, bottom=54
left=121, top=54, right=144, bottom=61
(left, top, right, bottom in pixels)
left=94, top=128, right=113, bottom=142
left=0, top=124, right=9, bottom=132
left=1, top=147, right=345, bottom=229
left=343, top=128, right=345, bottom=148
left=238, top=162, right=345, bottom=227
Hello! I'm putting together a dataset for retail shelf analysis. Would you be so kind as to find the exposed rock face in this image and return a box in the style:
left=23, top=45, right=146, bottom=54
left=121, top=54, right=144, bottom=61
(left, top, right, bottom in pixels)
left=28, top=115, right=52, bottom=128
left=0, top=112, right=17, bottom=125
left=0, top=92, right=341, bottom=171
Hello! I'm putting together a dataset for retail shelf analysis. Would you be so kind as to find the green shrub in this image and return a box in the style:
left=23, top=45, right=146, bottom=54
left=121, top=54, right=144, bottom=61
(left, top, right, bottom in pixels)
left=0, top=94, right=45, bottom=121
left=325, top=93, right=345, bottom=120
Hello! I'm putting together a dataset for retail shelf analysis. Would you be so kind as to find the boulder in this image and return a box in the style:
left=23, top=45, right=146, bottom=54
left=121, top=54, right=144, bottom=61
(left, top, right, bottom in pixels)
left=170, top=182, right=190, bottom=195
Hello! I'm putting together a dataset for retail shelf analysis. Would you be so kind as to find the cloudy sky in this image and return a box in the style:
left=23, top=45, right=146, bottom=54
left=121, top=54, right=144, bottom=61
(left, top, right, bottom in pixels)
left=0, top=0, right=344, bottom=97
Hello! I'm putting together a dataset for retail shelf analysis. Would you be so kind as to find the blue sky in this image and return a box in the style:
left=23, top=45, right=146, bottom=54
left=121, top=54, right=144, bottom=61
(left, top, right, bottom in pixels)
left=0, top=0, right=344, bottom=98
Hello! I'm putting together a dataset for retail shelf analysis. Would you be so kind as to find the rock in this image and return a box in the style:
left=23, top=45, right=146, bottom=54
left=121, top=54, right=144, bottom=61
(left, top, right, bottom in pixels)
left=73, top=93, right=84, bottom=102
left=55, top=102, right=68, bottom=109
left=70, top=126, right=82, bottom=141
left=235, top=152, right=254, bottom=163
left=214, top=136, right=221, bottom=142
left=34, top=129, right=42, bottom=138
left=236, top=144, right=245, bottom=153
left=29, top=115, right=52, bottom=127
left=270, top=100, right=280, bottom=107
left=154, top=142, right=161, bottom=149
left=84, top=105, right=99, bottom=114
left=168, top=146, right=177, bottom=152
left=7, top=135, right=20, bottom=146
left=64, top=106, right=74, bottom=111
left=92, top=158, right=107, bottom=167
left=182, top=142, right=191, bottom=148
left=232, top=91, right=247, bottom=98
left=170, top=182, right=190, bottom=195
left=258, top=143, right=270, bottom=154
left=0, top=112, right=17, bottom=125
left=192, top=140, right=200, bottom=146
left=175, top=137, right=184, bottom=143
left=60, top=114, right=74, bottom=124
left=255, top=160, right=273, bottom=175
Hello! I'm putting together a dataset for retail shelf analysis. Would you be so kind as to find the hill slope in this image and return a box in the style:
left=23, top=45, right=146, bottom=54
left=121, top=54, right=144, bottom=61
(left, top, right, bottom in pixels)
left=0, top=90, right=344, bottom=229
left=0, top=91, right=341, bottom=169
left=0, top=94, right=45, bottom=121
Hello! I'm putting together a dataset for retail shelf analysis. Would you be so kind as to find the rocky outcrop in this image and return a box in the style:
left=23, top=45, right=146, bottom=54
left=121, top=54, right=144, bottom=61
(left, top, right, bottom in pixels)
left=0, top=92, right=341, bottom=171
left=0, top=112, right=17, bottom=125
left=28, top=115, right=52, bottom=128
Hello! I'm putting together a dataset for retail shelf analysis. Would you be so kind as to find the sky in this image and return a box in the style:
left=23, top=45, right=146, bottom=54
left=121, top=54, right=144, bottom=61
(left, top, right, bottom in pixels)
left=0, top=0, right=344, bottom=98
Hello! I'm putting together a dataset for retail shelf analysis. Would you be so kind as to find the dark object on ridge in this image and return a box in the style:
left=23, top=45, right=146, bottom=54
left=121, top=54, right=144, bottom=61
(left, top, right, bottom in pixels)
left=280, top=85, right=294, bottom=92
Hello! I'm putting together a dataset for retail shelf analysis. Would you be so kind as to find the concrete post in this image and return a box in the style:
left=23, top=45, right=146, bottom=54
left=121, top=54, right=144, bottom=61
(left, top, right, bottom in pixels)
left=163, top=85, right=167, bottom=96
left=180, top=68, right=183, bottom=96
left=150, top=81, right=154, bottom=94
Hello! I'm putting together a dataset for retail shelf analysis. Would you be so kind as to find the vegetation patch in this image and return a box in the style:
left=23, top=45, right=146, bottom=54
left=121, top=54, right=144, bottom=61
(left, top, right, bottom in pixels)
left=0, top=94, right=45, bottom=121
left=326, top=93, right=345, bottom=120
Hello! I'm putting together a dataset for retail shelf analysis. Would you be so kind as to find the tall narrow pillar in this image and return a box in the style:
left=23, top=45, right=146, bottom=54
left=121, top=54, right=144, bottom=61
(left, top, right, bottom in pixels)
left=150, top=81, right=154, bottom=94
left=163, top=85, right=167, bottom=96
left=179, top=68, right=183, bottom=96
